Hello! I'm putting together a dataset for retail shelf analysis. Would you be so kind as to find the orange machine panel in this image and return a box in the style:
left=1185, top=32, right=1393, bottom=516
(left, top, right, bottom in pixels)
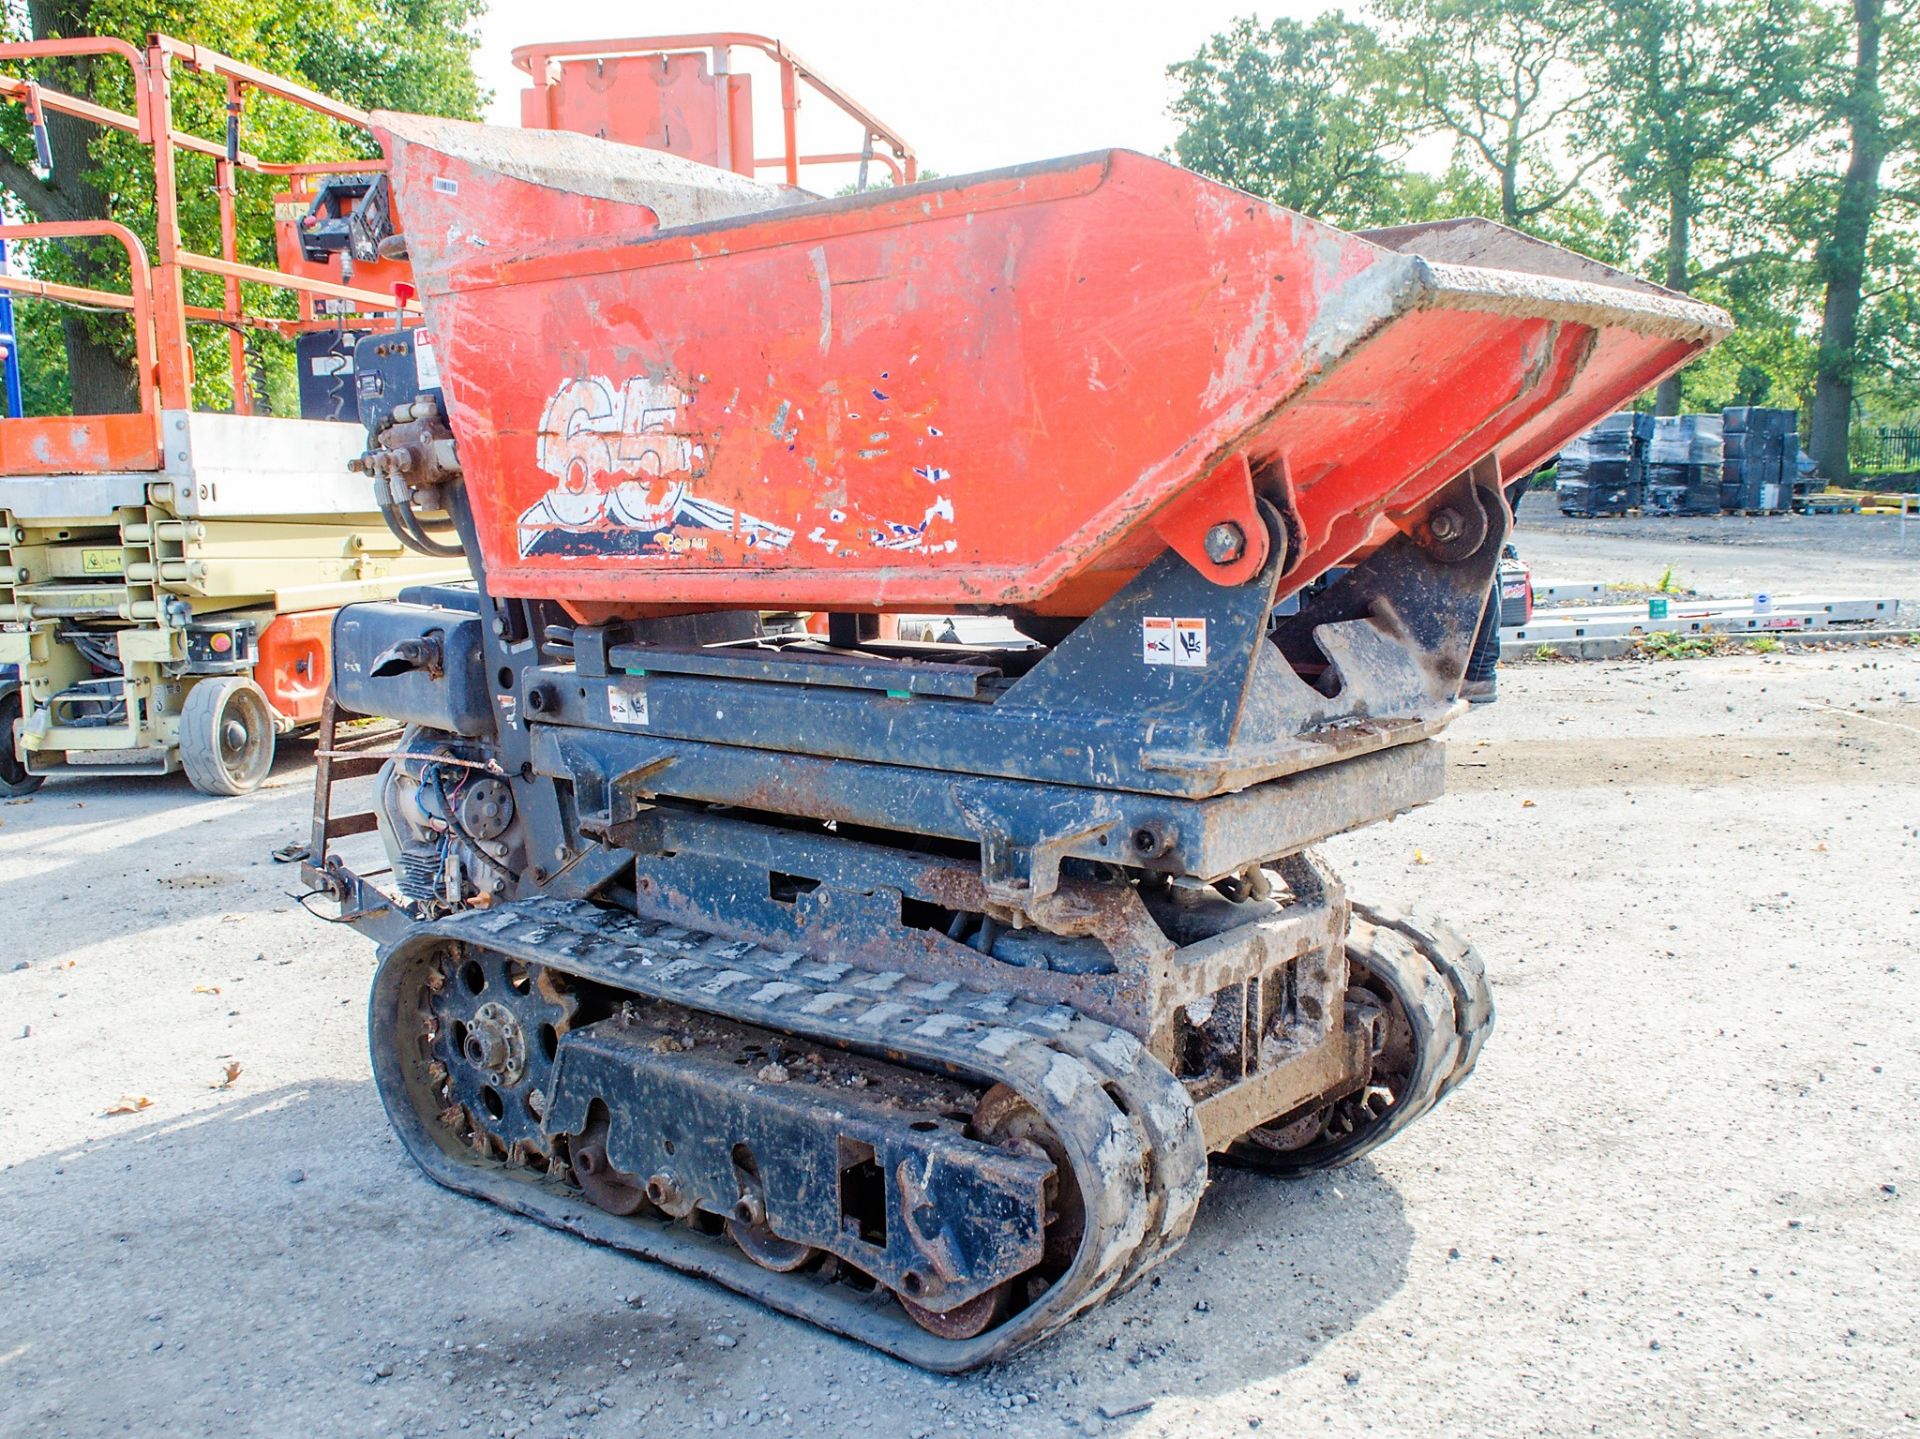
left=256, top=609, right=332, bottom=724
left=519, top=52, right=755, bottom=176
left=374, top=115, right=1729, bottom=618
left=0, top=413, right=161, bottom=475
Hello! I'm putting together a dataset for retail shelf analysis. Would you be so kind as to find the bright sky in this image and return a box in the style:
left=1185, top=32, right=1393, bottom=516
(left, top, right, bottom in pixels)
left=474, top=0, right=1343, bottom=185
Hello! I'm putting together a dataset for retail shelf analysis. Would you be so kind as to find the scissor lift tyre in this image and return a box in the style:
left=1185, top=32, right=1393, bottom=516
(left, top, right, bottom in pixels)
left=0, top=684, right=44, bottom=797
left=179, top=676, right=276, bottom=796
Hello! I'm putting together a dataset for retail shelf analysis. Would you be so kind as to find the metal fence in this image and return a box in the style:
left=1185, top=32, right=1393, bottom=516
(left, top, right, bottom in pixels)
left=1852, top=424, right=1920, bottom=473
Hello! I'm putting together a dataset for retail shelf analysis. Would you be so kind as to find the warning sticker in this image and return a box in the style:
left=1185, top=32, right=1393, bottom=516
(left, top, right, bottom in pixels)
left=1144, top=617, right=1209, bottom=667
left=1173, top=617, right=1208, bottom=667
left=414, top=330, right=442, bottom=390
left=1142, top=616, right=1175, bottom=665
left=608, top=681, right=650, bottom=727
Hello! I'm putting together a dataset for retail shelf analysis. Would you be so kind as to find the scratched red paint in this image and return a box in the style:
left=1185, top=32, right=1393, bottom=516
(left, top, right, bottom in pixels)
left=375, top=117, right=1730, bottom=617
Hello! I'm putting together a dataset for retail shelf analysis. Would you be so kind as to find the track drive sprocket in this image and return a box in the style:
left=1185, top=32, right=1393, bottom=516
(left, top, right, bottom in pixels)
left=421, top=947, right=580, bottom=1163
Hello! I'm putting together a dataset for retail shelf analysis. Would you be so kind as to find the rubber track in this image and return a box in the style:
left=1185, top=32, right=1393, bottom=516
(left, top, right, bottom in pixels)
left=1221, top=905, right=1493, bottom=1175
left=1350, top=901, right=1494, bottom=1100
left=370, top=897, right=1205, bottom=1371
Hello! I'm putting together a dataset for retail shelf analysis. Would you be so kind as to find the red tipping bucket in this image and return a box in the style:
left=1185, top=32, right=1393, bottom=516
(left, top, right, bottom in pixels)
left=374, top=113, right=1730, bottom=616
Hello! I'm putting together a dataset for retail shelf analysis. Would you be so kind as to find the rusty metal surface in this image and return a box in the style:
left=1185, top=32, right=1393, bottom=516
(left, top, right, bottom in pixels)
left=1220, top=909, right=1492, bottom=1172
left=1195, top=1026, right=1369, bottom=1153
left=368, top=896, right=1201, bottom=1370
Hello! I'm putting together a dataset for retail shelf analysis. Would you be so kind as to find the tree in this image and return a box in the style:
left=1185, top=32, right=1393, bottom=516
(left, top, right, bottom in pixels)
left=1583, top=0, right=1822, bottom=413
left=1806, top=0, right=1919, bottom=480
left=1380, top=0, right=1605, bottom=228
left=1167, top=12, right=1420, bottom=227
left=0, top=0, right=485, bottom=414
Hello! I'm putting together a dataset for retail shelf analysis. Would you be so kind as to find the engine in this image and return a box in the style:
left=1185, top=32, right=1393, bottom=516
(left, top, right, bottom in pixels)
left=376, top=730, right=523, bottom=908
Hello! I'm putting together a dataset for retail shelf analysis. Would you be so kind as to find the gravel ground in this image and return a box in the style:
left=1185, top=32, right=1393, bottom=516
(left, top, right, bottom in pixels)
left=3, top=544, right=1917, bottom=1437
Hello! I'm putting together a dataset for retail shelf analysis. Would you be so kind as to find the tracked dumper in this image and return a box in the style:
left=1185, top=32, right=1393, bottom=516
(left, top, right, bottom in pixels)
left=306, top=71, right=1730, bottom=1366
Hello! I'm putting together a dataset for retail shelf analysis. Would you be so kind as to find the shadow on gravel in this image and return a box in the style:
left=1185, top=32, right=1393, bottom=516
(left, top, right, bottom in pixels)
left=989, top=1155, right=1415, bottom=1421
left=0, top=1073, right=1417, bottom=1437
left=0, top=1078, right=724, bottom=1438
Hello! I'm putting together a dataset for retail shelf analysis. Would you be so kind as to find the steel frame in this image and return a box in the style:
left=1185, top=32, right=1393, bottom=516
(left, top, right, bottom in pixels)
left=0, top=34, right=417, bottom=464
left=510, top=32, right=918, bottom=188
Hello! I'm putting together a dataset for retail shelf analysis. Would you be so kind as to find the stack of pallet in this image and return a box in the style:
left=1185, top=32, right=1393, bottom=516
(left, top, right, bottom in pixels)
left=1721, top=407, right=1800, bottom=513
left=1556, top=411, right=1652, bottom=515
left=1645, top=414, right=1724, bottom=515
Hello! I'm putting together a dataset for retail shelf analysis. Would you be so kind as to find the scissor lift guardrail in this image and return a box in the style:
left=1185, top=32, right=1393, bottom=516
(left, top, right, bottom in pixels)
left=0, top=35, right=461, bottom=796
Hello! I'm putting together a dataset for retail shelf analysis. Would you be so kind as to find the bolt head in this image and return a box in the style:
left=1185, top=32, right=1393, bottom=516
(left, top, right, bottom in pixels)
left=1202, top=521, right=1246, bottom=564
left=1428, top=508, right=1463, bottom=542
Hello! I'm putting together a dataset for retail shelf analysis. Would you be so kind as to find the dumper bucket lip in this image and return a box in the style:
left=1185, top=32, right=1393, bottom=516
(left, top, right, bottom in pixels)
left=1411, top=259, right=1731, bottom=346
left=370, top=110, right=805, bottom=227
left=1365, top=216, right=1732, bottom=341
left=377, top=115, right=1734, bottom=357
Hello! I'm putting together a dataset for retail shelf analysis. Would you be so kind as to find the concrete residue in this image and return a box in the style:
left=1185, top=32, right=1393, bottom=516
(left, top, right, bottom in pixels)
left=1415, top=258, right=1735, bottom=344
left=374, top=111, right=804, bottom=229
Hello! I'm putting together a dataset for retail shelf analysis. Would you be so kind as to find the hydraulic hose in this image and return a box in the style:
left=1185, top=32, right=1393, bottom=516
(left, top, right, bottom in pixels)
left=379, top=492, right=465, bottom=559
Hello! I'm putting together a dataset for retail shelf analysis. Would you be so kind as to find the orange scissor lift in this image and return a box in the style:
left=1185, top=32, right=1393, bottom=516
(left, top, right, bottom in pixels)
left=0, top=35, right=469, bottom=794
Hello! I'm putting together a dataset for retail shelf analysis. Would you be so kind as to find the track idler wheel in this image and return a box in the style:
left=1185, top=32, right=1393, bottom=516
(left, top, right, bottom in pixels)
left=423, top=948, right=578, bottom=1164
left=967, top=1084, right=1084, bottom=1278
left=572, top=1105, right=651, bottom=1216
left=1226, top=907, right=1491, bottom=1175
left=726, top=1212, right=817, bottom=1274
left=893, top=1082, right=1083, bottom=1341
left=1352, top=902, right=1494, bottom=1100
left=725, top=1165, right=819, bottom=1274
left=899, top=1281, right=1013, bottom=1341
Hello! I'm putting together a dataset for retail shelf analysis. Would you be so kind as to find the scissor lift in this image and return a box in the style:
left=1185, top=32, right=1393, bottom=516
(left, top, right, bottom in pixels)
left=0, top=35, right=463, bottom=794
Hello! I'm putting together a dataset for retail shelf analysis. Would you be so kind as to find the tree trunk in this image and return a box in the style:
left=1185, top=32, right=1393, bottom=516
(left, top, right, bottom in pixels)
left=1808, top=0, right=1885, bottom=485
left=1655, top=175, right=1693, bottom=416
left=45, top=110, right=138, bottom=414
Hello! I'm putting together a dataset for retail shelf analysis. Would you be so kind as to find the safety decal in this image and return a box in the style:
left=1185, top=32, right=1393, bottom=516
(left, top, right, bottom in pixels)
left=607, top=681, right=650, bottom=727
left=413, top=330, right=441, bottom=390
left=1143, top=617, right=1207, bottom=667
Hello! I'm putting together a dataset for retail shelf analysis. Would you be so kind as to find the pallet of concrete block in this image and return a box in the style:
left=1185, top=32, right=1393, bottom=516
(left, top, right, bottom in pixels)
left=1643, top=413, right=1723, bottom=515
left=1721, top=407, right=1800, bottom=513
left=1557, top=410, right=1651, bottom=515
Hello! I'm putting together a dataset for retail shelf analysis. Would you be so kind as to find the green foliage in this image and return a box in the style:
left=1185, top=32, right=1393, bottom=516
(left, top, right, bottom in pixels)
left=1639, top=630, right=1725, bottom=659
left=1167, top=13, right=1421, bottom=226
left=0, top=0, right=485, bottom=412
left=12, top=301, right=71, bottom=416
left=1164, top=0, right=1920, bottom=434
left=1379, top=0, right=1605, bottom=225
